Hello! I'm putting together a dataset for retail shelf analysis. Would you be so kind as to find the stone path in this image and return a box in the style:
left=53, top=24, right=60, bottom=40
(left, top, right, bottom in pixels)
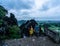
left=3, top=36, right=60, bottom=46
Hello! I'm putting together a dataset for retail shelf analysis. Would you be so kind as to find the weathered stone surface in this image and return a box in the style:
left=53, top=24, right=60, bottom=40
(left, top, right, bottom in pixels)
left=3, top=36, right=60, bottom=46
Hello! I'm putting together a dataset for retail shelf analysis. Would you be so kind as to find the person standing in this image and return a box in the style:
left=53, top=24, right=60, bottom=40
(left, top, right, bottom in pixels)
left=34, top=25, right=39, bottom=37
left=29, top=26, right=34, bottom=37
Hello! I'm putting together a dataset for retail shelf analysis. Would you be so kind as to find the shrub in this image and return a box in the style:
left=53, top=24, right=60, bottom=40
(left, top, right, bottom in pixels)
left=9, top=25, right=21, bottom=39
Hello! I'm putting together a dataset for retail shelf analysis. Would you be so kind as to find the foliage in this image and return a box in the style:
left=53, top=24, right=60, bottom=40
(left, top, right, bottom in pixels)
left=0, top=5, right=21, bottom=39
left=0, top=19, right=3, bottom=26
left=9, top=25, right=21, bottom=39
left=0, top=6, right=8, bottom=18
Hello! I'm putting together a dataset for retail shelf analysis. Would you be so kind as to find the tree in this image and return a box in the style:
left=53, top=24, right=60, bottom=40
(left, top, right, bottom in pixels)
left=3, top=16, right=10, bottom=25
left=9, top=25, right=21, bottom=39
left=0, top=19, right=3, bottom=27
left=0, top=5, right=8, bottom=19
left=0, top=5, right=21, bottom=40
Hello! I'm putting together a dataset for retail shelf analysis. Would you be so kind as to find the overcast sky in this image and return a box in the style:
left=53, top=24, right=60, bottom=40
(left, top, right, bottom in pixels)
left=0, top=0, right=60, bottom=21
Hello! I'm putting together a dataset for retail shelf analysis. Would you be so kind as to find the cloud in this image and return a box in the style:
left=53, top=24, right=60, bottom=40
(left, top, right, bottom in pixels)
left=28, top=0, right=60, bottom=20
left=0, top=0, right=60, bottom=21
left=0, top=0, right=34, bottom=10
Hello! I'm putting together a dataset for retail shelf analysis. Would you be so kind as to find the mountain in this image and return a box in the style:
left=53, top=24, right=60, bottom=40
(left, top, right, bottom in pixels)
left=18, top=20, right=27, bottom=26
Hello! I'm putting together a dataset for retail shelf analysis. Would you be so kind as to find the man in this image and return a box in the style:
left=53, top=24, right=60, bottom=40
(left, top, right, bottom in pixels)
left=34, top=25, right=40, bottom=37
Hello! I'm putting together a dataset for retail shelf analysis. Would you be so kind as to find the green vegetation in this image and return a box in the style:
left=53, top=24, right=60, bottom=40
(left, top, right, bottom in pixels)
left=0, top=5, right=8, bottom=18
left=9, top=25, right=21, bottom=39
left=0, top=19, right=3, bottom=26
left=48, top=25, right=60, bottom=32
left=0, top=5, right=21, bottom=39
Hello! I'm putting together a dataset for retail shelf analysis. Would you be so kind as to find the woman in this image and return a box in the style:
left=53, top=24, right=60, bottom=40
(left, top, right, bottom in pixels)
left=29, top=26, right=34, bottom=37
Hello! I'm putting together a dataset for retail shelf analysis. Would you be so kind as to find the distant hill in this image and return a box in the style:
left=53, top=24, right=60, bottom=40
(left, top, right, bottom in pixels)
left=18, top=20, right=27, bottom=26
left=18, top=20, right=60, bottom=26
